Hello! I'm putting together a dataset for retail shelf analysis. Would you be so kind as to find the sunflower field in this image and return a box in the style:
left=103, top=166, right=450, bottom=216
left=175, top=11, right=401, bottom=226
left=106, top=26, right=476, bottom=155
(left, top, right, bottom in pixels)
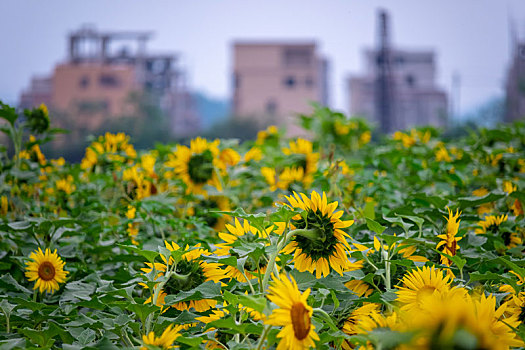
left=1, top=101, right=525, bottom=350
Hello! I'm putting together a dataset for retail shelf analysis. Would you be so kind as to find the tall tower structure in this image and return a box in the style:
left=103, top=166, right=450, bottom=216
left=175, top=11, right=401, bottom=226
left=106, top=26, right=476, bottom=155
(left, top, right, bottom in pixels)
left=375, top=9, right=395, bottom=133
left=348, top=9, right=448, bottom=132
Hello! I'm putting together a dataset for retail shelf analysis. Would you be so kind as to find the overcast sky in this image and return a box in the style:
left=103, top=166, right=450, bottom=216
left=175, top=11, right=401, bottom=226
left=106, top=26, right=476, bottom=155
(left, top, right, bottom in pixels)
left=1, top=0, right=525, bottom=117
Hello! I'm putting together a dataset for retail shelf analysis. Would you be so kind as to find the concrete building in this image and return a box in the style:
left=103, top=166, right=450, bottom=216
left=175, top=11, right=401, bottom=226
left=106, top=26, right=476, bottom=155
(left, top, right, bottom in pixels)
left=233, top=41, right=328, bottom=136
left=348, top=10, right=448, bottom=133
left=20, top=25, right=200, bottom=136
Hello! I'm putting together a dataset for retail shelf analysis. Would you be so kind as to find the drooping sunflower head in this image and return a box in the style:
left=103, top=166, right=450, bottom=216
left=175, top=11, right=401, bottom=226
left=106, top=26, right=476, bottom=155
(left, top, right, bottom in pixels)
left=475, top=214, right=508, bottom=235
left=265, top=274, right=319, bottom=349
left=396, top=266, right=453, bottom=311
left=215, top=218, right=271, bottom=282
left=141, top=242, right=227, bottom=312
left=25, top=247, right=68, bottom=294
left=280, top=191, right=355, bottom=278
left=141, top=324, right=184, bottom=350
left=166, top=137, right=222, bottom=195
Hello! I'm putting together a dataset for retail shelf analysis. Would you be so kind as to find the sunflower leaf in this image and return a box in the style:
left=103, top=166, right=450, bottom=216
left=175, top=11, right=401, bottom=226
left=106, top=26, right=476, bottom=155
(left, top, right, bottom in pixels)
left=365, top=218, right=386, bottom=234
left=118, top=244, right=159, bottom=265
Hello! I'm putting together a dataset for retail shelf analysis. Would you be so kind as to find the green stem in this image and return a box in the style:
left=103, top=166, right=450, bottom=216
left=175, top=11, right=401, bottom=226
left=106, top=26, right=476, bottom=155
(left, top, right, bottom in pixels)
left=255, top=325, right=271, bottom=350
left=261, top=229, right=295, bottom=291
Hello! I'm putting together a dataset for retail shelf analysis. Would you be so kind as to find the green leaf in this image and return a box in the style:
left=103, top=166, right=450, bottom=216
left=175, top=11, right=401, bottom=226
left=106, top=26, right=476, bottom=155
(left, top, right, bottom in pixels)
left=163, top=281, right=222, bottom=305
left=77, top=329, right=96, bottom=346
left=177, top=336, right=204, bottom=347
left=365, top=218, right=386, bottom=234
left=457, top=193, right=505, bottom=209
left=118, top=244, right=159, bottom=264
left=127, top=303, right=160, bottom=324
left=212, top=208, right=267, bottom=232
left=237, top=293, right=266, bottom=313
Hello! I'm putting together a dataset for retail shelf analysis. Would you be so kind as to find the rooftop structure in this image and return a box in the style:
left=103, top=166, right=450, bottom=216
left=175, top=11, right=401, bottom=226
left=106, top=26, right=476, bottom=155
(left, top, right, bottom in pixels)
left=348, top=10, right=448, bottom=133
left=20, top=25, right=200, bottom=136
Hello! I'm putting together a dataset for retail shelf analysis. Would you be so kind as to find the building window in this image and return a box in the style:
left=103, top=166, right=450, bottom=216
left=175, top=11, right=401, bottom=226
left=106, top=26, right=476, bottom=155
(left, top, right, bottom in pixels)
left=79, top=76, right=89, bottom=89
left=406, top=74, right=416, bottom=87
left=266, top=99, right=277, bottom=115
left=99, top=74, right=120, bottom=87
left=305, top=76, right=315, bottom=88
left=284, top=48, right=312, bottom=67
left=284, top=76, right=296, bottom=88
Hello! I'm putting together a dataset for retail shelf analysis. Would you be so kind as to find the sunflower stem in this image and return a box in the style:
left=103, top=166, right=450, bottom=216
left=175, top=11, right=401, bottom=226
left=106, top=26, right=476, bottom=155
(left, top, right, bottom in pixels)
left=262, top=230, right=292, bottom=291
left=255, top=324, right=271, bottom=350
left=241, top=269, right=256, bottom=294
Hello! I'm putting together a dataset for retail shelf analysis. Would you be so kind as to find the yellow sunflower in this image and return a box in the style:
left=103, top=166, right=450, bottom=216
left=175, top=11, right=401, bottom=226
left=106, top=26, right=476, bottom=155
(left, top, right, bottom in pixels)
left=437, top=207, right=462, bottom=266
left=475, top=214, right=508, bottom=234
left=166, top=137, right=224, bottom=195
left=396, top=266, right=453, bottom=311
left=502, top=231, right=522, bottom=249
left=25, top=247, right=68, bottom=294
left=278, top=191, right=356, bottom=278
left=141, top=242, right=227, bottom=312
left=141, top=324, right=184, bottom=350
left=341, top=303, right=380, bottom=350
left=281, top=138, right=319, bottom=187
left=407, top=291, right=523, bottom=350
left=215, top=218, right=272, bottom=282
left=265, top=274, right=319, bottom=350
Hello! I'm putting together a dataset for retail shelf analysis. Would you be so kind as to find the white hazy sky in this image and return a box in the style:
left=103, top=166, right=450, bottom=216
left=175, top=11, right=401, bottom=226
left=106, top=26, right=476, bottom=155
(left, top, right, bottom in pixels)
left=1, top=0, right=525, bottom=117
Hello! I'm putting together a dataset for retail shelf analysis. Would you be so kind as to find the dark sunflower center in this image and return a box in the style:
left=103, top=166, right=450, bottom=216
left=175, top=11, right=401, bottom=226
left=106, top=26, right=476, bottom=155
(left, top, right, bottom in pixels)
left=188, top=150, right=214, bottom=184
left=502, top=231, right=512, bottom=246
left=38, top=261, right=56, bottom=281
left=291, top=302, right=311, bottom=340
left=164, top=259, right=206, bottom=293
left=291, top=209, right=337, bottom=261
left=195, top=199, right=219, bottom=227
left=487, top=224, right=499, bottom=234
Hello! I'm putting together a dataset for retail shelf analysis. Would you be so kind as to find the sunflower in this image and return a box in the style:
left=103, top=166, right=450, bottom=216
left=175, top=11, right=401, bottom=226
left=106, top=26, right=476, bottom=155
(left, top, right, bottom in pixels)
left=437, top=207, right=462, bottom=266
left=407, top=291, right=523, bottom=350
left=141, top=324, right=184, bottom=350
left=25, top=247, right=68, bottom=294
left=265, top=274, right=319, bottom=349
left=278, top=191, right=355, bottom=278
left=396, top=266, right=453, bottom=311
left=281, top=138, right=319, bottom=187
left=141, top=242, right=227, bottom=312
left=341, top=303, right=380, bottom=349
left=475, top=214, right=508, bottom=234
left=166, top=137, right=223, bottom=195
left=502, top=231, right=522, bottom=249
left=215, top=218, right=271, bottom=282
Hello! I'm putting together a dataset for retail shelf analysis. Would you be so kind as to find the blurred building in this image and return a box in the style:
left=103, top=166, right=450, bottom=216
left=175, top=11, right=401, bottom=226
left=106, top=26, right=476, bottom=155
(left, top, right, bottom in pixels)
left=348, top=10, right=448, bottom=133
left=232, top=41, right=329, bottom=136
left=19, top=25, right=200, bottom=136
left=505, top=33, right=525, bottom=122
